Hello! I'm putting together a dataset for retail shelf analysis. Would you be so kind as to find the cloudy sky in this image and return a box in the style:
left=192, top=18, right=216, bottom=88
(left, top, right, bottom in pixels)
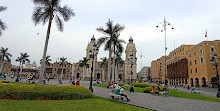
left=1, top=0, right=220, bottom=72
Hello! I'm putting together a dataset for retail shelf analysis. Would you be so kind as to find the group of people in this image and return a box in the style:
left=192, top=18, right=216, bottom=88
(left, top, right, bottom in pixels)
left=70, top=78, right=80, bottom=85
left=110, top=82, right=130, bottom=101
left=152, top=86, right=169, bottom=96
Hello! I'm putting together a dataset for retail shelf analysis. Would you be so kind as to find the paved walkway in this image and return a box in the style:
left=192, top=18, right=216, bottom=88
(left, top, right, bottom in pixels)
left=5, top=78, right=220, bottom=111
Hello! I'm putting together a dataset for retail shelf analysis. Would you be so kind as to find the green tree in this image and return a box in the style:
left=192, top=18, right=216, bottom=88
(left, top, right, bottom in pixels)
left=112, top=33, right=125, bottom=81
left=79, top=57, right=89, bottom=80
left=58, top=57, right=67, bottom=80
left=32, top=0, right=75, bottom=85
left=40, top=55, right=52, bottom=66
left=0, top=47, right=12, bottom=74
left=96, top=19, right=124, bottom=82
left=0, top=6, right=7, bottom=37
left=17, top=53, right=30, bottom=77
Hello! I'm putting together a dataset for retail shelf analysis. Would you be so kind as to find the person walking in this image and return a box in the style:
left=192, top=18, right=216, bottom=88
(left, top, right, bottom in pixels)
left=120, top=86, right=130, bottom=101
left=130, top=83, right=134, bottom=93
left=187, top=84, right=190, bottom=92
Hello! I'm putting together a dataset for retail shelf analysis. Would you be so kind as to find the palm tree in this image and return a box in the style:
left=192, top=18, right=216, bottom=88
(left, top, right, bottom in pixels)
left=40, top=55, right=52, bottom=66
left=17, top=53, right=30, bottom=78
left=79, top=57, right=89, bottom=80
left=0, top=6, right=7, bottom=37
left=58, top=57, right=67, bottom=80
left=0, top=47, right=12, bottom=74
left=32, top=0, right=75, bottom=85
left=100, top=57, right=108, bottom=80
left=96, top=19, right=124, bottom=83
left=115, top=52, right=124, bottom=81
left=112, top=34, right=126, bottom=81
left=15, top=57, right=22, bottom=81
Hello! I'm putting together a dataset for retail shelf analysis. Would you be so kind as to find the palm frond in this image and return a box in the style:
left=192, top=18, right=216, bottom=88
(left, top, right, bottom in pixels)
left=96, top=37, right=108, bottom=48
left=0, top=6, right=7, bottom=12
left=0, top=19, right=7, bottom=36
left=55, top=15, right=63, bottom=31
left=57, top=5, right=75, bottom=22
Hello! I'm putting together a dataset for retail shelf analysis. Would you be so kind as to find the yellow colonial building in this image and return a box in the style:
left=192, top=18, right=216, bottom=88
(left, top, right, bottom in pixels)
left=151, top=40, right=220, bottom=87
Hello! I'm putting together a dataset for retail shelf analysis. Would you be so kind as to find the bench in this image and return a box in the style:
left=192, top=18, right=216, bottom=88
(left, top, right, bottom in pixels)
left=192, top=90, right=202, bottom=94
left=108, top=93, right=125, bottom=101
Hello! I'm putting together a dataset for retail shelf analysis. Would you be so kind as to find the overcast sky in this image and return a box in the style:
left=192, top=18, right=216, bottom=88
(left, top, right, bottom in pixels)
left=1, top=0, right=220, bottom=72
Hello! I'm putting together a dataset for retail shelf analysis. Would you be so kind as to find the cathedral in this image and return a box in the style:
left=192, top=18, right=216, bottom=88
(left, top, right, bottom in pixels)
left=72, top=36, right=137, bottom=82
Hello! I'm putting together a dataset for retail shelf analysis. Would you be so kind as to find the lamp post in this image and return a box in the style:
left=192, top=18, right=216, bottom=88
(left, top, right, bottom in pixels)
left=89, top=43, right=99, bottom=93
left=210, top=53, right=220, bottom=97
left=156, top=17, right=174, bottom=85
left=128, top=54, right=137, bottom=83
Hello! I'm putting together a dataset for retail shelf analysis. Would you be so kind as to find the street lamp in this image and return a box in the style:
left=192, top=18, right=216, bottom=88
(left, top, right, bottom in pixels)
left=89, top=43, right=99, bottom=93
left=128, top=54, right=137, bottom=83
left=156, top=17, right=174, bottom=85
left=210, top=53, right=220, bottom=97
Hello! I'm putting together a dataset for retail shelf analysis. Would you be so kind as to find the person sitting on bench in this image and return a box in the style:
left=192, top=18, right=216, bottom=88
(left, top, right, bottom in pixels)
left=116, top=86, right=121, bottom=95
left=156, top=86, right=160, bottom=95
left=120, top=86, right=130, bottom=101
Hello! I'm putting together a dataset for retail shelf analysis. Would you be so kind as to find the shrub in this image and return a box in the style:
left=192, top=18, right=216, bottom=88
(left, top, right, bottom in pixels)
left=133, top=82, right=148, bottom=88
left=143, top=87, right=152, bottom=93
left=0, top=80, right=9, bottom=83
left=0, top=84, right=92, bottom=100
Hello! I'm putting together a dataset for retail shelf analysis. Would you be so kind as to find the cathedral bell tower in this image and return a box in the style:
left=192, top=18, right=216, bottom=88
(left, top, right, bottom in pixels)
left=125, top=37, right=137, bottom=82
left=85, top=35, right=98, bottom=80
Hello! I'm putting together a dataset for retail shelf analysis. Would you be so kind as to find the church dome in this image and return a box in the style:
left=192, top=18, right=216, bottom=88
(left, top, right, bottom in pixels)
left=129, top=37, right=133, bottom=43
left=91, top=35, right=95, bottom=41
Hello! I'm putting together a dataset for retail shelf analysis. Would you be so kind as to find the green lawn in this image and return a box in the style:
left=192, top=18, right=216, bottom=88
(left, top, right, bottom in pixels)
left=0, top=97, right=151, bottom=111
left=169, top=89, right=220, bottom=102
left=95, top=84, right=220, bottom=102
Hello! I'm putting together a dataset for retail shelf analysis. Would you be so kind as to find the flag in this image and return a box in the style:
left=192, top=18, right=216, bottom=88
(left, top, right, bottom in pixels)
left=205, top=31, right=207, bottom=37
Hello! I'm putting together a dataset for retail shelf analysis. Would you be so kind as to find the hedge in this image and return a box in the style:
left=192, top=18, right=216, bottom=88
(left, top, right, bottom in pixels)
left=133, top=82, right=150, bottom=88
left=0, top=83, right=92, bottom=100
left=0, top=80, right=9, bottom=83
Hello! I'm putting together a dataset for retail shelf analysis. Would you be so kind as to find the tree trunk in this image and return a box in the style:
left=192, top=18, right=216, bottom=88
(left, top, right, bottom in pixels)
left=0, top=56, right=4, bottom=74
left=112, top=45, right=116, bottom=82
left=61, top=66, right=64, bottom=80
left=38, top=14, right=53, bottom=85
left=83, top=67, right=85, bottom=79
left=115, top=63, right=118, bottom=82
left=19, top=63, right=23, bottom=80
left=107, top=48, right=112, bottom=83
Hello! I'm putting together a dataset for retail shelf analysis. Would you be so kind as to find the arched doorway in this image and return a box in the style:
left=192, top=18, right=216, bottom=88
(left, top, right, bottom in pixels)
left=97, top=73, right=101, bottom=80
left=195, top=78, right=199, bottom=87
left=201, top=77, right=206, bottom=87
left=211, top=77, right=217, bottom=86
left=185, top=78, right=188, bottom=85
left=77, top=73, right=80, bottom=79
left=190, top=78, right=194, bottom=87
left=119, top=74, right=122, bottom=80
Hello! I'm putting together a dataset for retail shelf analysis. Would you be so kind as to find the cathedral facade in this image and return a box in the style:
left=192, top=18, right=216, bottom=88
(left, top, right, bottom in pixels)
left=72, top=36, right=137, bottom=82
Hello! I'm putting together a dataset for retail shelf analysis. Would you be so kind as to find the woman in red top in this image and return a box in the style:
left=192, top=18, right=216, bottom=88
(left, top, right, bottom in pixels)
left=152, top=86, right=156, bottom=95
left=76, top=81, right=80, bottom=85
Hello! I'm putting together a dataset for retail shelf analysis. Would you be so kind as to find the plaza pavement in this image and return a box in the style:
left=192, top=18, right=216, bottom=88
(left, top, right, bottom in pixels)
left=5, top=77, right=220, bottom=111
